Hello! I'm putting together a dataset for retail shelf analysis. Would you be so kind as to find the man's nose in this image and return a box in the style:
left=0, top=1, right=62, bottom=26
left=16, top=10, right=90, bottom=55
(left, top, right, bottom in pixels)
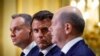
left=49, top=26, right=52, bottom=32
left=38, top=31, right=44, bottom=38
left=11, top=32, right=15, bottom=37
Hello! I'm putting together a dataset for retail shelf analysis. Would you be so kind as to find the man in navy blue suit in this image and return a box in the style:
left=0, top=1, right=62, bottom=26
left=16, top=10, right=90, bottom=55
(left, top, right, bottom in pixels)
left=31, top=10, right=60, bottom=56
left=10, top=14, right=39, bottom=56
left=50, top=6, right=95, bottom=56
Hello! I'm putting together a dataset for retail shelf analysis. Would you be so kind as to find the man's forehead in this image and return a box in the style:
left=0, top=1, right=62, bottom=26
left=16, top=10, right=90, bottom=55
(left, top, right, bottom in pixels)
left=52, top=14, right=59, bottom=23
left=13, top=17, right=25, bottom=23
left=32, top=20, right=51, bottom=27
left=14, top=17, right=25, bottom=22
left=33, top=19, right=51, bottom=24
left=10, top=22, right=24, bottom=28
left=10, top=19, right=25, bottom=28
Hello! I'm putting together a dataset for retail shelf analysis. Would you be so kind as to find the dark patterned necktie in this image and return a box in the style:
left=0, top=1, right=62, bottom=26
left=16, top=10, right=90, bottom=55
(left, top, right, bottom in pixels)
left=38, top=52, right=44, bottom=56
left=60, top=52, right=65, bottom=56
left=20, top=52, right=25, bottom=56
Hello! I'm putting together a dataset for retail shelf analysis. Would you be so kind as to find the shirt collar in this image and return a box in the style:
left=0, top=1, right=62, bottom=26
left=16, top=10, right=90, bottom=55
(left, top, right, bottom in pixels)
left=61, top=37, right=83, bottom=54
left=22, top=41, right=36, bottom=56
left=40, top=44, right=56, bottom=56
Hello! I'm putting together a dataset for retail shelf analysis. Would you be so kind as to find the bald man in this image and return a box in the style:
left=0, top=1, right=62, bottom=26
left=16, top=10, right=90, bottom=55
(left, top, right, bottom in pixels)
left=50, top=6, right=95, bottom=56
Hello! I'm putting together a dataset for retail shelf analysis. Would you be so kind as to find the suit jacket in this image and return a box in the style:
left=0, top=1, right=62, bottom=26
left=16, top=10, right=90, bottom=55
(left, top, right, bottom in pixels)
left=63, top=40, right=95, bottom=56
left=46, top=45, right=61, bottom=56
left=27, top=46, right=39, bottom=56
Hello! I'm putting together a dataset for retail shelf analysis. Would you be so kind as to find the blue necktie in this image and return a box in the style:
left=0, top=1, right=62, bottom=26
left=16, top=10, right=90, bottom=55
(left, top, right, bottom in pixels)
left=60, top=52, right=65, bottom=56
left=20, top=52, right=25, bottom=56
left=38, top=52, right=44, bottom=56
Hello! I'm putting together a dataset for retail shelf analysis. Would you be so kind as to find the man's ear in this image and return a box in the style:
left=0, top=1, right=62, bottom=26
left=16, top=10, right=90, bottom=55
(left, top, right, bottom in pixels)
left=28, top=27, right=32, bottom=37
left=64, top=23, right=72, bottom=34
left=30, top=27, right=32, bottom=35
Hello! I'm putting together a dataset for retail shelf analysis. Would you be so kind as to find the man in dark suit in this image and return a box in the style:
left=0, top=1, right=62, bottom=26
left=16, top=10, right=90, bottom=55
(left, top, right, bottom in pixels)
left=31, top=10, right=60, bottom=56
left=50, top=6, right=95, bottom=56
left=10, top=14, right=39, bottom=56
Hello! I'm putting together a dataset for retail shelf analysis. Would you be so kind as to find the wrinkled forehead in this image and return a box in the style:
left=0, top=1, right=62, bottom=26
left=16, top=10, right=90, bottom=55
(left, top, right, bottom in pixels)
left=11, top=17, right=25, bottom=24
left=10, top=17, right=25, bottom=28
left=32, top=19, right=51, bottom=28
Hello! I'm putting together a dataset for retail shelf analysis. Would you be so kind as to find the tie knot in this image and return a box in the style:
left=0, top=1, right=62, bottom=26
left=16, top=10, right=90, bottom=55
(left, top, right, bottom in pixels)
left=38, top=52, right=44, bottom=56
left=60, top=52, right=65, bottom=56
left=20, top=52, right=25, bottom=56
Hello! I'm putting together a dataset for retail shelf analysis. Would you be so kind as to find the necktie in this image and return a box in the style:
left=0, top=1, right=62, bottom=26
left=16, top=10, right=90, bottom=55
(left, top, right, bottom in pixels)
left=20, top=52, right=25, bottom=56
left=38, top=52, right=44, bottom=56
left=60, top=52, right=65, bottom=56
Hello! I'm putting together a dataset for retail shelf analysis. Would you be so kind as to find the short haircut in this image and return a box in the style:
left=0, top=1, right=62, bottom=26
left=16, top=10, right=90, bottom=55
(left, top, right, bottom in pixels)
left=32, top=10, right=53, bottom=21
left=60, top=12, right=85, bottom=35
left=12, top=14, right=32, bottom=27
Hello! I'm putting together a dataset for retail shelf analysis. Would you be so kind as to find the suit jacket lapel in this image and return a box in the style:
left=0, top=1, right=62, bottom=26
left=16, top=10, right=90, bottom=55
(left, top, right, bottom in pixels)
left=46, top=46, right=60, bottom=56
left=27, top=46, right=39, bottom=56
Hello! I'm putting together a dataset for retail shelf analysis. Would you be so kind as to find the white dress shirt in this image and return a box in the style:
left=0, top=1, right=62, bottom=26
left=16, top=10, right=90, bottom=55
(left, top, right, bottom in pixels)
left=40, top=44, right=56, bottom=56
left=61, top=37, right=83, bottom=54
left=22, top=41, right=36, bottom=56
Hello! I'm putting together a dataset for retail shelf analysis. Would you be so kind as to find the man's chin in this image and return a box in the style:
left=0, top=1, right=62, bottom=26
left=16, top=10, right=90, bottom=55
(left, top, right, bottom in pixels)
left=38, top=45, right=48, bottom=50
left=13, top=42, right=18, bottom=46
left=51, top=39, right=56, bottom=44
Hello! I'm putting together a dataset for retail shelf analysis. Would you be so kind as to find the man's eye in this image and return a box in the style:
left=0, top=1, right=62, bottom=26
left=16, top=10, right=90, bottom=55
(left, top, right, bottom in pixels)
left=16, top=28, right=21, bottom=31
left=14, top=28, right=21, bottom=32
left=33, top=29, right=38, bottom=32
left=41, top=27, right=48, bottom=33
left=13, top=27, right=21, bottom=33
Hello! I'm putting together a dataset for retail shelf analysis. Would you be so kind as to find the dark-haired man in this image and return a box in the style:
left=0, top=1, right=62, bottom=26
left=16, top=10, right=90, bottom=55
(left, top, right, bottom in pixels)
left=31, top=10, right=60, bottom=56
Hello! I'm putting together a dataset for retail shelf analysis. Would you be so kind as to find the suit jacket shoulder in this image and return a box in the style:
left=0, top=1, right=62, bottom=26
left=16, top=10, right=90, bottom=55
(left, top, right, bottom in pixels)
left=65, top=40, right=95, bottom=56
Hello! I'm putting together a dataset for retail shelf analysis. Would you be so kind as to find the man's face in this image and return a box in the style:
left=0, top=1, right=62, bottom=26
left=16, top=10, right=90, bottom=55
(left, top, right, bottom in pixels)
left=10, top=17, right=31, bottom=47
left=50, top=14, right=65, bottom=48
left=32, top=19, right=52, bottom=49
